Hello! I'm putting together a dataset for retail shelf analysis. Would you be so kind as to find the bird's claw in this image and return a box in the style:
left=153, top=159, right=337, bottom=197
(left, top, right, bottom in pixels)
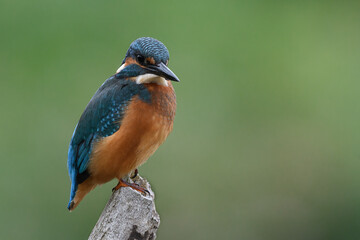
left=112, top=179, right=149, bottom=195
left=130, top=169, right=138, bottom=179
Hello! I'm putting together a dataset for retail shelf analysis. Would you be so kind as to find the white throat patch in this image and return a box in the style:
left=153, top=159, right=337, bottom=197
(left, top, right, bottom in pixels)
left=116, top=64, right=168, bottom=86
left=136, top=74, right=168, bottom=86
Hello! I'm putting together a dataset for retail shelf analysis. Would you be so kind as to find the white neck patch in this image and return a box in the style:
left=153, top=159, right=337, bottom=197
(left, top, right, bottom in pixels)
left=136, top=74, right=168, bottom=86
left=116, top=64, right=125, bottom=73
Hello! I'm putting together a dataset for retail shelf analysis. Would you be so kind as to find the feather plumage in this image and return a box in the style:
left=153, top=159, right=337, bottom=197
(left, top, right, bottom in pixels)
left=67, top=76, right=150, bottom=208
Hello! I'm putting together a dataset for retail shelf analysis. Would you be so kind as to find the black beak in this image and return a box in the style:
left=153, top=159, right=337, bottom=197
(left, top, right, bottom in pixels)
left=145, top=62, right=180, bottom=82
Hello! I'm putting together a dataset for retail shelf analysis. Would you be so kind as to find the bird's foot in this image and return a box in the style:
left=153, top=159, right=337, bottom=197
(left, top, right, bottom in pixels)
left=112, top=179, right=149, bottom=195
left=130, top=168, right=138, bottom=179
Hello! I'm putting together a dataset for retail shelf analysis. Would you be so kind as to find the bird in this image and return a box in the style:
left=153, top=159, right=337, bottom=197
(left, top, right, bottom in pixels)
left=67, top=37, right=179, bottom=211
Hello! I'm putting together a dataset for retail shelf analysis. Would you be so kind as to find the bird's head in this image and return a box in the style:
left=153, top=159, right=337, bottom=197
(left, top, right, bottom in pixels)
left=115, top=37, right=179, bottom=86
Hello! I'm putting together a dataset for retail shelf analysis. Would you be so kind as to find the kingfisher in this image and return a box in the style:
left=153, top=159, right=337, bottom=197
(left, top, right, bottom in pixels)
left=67, top=37, right=179, bottom=211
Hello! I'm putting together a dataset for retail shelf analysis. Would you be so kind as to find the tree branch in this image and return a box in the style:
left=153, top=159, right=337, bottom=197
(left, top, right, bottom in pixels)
left=88, top=176, right=160, bottom=240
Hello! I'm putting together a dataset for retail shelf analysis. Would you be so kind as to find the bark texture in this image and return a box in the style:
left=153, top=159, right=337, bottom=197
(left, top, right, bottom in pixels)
left=88, top=176, right=160, bottom=240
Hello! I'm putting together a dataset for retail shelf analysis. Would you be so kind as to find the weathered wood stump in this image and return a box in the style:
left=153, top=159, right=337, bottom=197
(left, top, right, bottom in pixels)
left=89, top=176, right=160, bottom=240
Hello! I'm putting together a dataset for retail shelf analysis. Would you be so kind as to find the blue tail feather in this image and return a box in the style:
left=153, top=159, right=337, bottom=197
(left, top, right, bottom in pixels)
left=67, top=135, right=78, bottom=210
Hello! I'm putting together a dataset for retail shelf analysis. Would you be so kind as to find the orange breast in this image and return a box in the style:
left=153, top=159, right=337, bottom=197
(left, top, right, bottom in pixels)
left=88, top=83, right=176, bottom=184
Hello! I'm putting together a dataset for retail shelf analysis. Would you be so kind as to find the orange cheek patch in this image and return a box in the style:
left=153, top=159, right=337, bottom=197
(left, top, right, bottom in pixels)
left=146, top=57, right=156, bottom=65
left=124, top=57, right=139, bottom=67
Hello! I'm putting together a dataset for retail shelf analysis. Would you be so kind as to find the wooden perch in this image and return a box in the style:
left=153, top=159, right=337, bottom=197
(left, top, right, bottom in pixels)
left=88, top=175, right=160, bottom=240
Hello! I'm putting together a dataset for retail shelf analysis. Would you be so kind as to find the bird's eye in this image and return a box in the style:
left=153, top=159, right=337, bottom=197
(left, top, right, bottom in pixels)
left=136, top=54, right=145, bottom=64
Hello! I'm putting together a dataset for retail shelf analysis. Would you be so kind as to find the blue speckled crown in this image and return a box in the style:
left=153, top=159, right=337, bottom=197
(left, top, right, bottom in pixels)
left=128, top=37, right=170, bottom=64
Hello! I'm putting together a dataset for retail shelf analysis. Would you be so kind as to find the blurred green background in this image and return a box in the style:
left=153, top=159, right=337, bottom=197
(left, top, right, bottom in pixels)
left=1, top=0, right=360, bottom=239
